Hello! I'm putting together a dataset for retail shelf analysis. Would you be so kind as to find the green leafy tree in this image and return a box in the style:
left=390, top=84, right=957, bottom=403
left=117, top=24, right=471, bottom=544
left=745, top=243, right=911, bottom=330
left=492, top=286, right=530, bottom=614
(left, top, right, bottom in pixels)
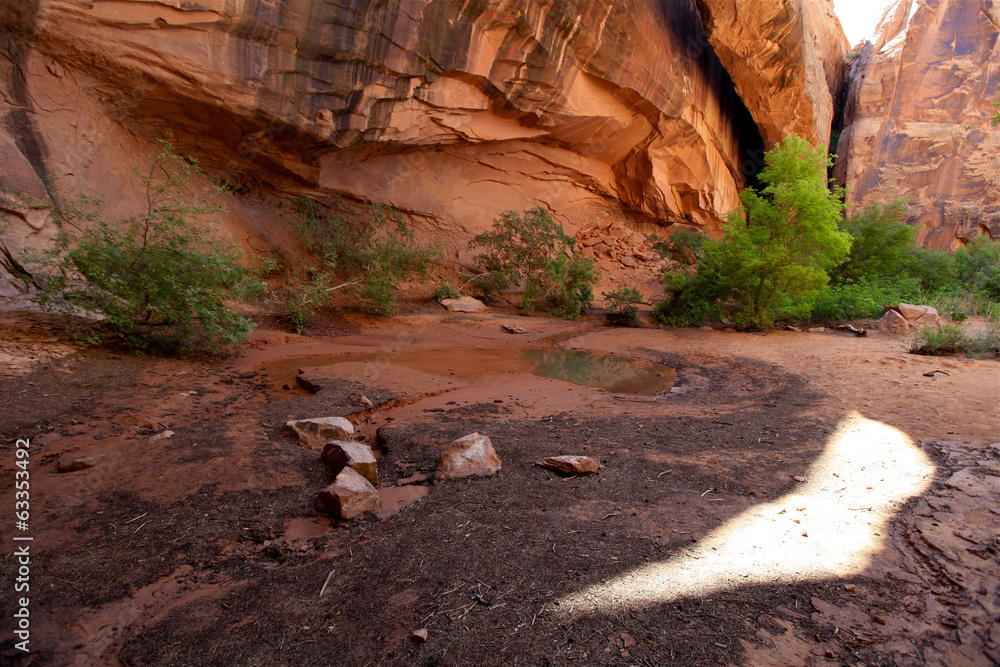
left=714, top=134, right=851, bottom=328
left=471, top=207, right=599, bottom=318
left=30, top=140, right=260, bottom=352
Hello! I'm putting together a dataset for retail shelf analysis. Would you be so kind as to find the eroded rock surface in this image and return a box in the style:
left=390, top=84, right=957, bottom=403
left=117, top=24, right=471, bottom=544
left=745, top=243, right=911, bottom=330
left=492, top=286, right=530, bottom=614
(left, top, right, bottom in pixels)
left=1, top=0, right=769, bottom=266
left=834, top=0, right=1000, bottom=248
left=695, top=0, right=849, bottom=149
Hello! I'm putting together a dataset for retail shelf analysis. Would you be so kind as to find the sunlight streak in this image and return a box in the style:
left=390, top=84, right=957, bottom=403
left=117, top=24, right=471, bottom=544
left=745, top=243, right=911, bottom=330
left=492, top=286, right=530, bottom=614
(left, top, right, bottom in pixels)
left=560, top=413, right=935, bottom=614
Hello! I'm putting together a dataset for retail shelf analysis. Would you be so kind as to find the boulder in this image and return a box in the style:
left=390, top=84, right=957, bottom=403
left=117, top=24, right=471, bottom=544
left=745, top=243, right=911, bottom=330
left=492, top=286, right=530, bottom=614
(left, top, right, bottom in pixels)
left=322, top=441, right=379, bottom=486
left=314, top=468, right=379, bottom=520
left=896, top=303, right=940, bottom=327
left=436, top=433, right=501, bottom=480
left=535, top=455, right=601, bottom=475
left=284, top=417, right=354, bottom=449
left=440, top=296, right=486, bottom=313
left=873, top=309, right=910, bottom=335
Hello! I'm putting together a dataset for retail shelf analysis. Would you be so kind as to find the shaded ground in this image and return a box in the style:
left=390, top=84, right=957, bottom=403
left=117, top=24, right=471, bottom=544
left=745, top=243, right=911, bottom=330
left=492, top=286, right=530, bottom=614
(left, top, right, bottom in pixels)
left=0, top=309, right=997, bottom=666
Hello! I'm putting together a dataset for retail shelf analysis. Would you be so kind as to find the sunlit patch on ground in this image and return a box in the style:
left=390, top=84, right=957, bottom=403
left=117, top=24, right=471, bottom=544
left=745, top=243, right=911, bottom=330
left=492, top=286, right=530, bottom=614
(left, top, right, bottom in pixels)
left=560, top=412, right=936, bottom=614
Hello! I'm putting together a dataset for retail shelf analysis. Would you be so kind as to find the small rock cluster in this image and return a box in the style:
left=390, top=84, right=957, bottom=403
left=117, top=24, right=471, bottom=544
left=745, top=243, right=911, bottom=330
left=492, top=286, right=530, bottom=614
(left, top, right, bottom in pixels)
left=286, top=417, right=512, bottom=521
left=872, top=303, right=942, bottom=335
left=286, top=414, right=603, bottom=522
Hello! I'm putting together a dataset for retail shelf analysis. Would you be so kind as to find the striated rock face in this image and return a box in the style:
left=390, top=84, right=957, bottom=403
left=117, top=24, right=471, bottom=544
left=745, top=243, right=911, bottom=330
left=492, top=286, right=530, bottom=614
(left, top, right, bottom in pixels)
left=834, top=0, right=1000, bottom=248
left=695, top=0, right=849, bottom=149
left=1, top=0, right=767, bottom=263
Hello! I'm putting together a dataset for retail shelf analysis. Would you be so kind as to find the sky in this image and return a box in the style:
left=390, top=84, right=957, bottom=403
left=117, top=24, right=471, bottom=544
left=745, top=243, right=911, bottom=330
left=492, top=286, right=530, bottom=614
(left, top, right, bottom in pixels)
left=833, top=0, right=893, bottom=46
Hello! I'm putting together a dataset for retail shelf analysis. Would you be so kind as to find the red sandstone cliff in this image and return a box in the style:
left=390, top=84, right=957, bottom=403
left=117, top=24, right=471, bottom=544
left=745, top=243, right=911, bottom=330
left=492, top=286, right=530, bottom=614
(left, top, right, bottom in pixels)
left=0, top=0, right=768, bottom=263
left=834, top=0, right=1000, bottom=248
left=695, top=0, right=849, bottom=149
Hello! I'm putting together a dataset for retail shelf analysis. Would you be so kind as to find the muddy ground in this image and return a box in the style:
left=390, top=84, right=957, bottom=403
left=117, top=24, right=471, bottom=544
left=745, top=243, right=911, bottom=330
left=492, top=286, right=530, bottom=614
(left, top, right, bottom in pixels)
left=0, top=307, right=997, bottom=666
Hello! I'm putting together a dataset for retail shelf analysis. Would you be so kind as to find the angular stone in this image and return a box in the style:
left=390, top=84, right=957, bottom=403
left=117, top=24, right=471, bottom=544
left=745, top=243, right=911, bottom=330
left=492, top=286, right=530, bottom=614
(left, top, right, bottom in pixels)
left=57, top=455, right=103, bottom=473
left=314, top=468, right=379, bottom=520
left=535, top=455, right=600, bottom=475
left=619, top=255, right=636, bottom=268
left=284, top=417, right=354, bottom=449
left=873, top=309, right=909, bottom=335
left=436, top=433, right=501, bottom=480
left=897, top=303, right=940, bottom=326
left=440, top=296, right=486, bottom=313
left=322, top=441, right=378, bottom=486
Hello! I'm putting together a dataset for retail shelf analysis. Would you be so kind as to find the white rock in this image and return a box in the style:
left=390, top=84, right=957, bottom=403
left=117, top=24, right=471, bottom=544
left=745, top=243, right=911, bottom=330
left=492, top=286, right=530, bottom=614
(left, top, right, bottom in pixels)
left=440, top=296, right=487, bottom=313
left=322, top=441, right=378, bottom=485
left=436, top=433, right=501, bottom=479
left=314, top=467, right=379, bottom=520
left=283, top=417, right=354, bottom=449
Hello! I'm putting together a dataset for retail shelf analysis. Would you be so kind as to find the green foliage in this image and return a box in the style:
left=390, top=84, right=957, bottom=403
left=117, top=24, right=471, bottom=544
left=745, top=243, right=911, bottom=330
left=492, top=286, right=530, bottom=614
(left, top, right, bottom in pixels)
left=650, top=229, right=708, bottom=265
left=830, top=200, right=915, bottom=285
left=951, top=311, right=968, bottom=323
left=29, top=141, right=260, bottom=353
left=901, top=247, right=957, bottom=293
left=294, top=197, right=439, bottom=316
left=911, top=323, right=999, bottom=357
left=653, top=266, right=727, bottom=327
left=277, top=273, right=331, bottom=334
left=714, top=135, right=850, bottom=328
left=954, top=236, right=1000, bottom=300
left=810, top=278, right=918, bottom=320
left=603, top=285, right=642, bottom=326
left=993, top=99, right=1000, bottom=126
left=471, top=207, right=599, bottom=318
left=434, top=282, right=460, bottom=301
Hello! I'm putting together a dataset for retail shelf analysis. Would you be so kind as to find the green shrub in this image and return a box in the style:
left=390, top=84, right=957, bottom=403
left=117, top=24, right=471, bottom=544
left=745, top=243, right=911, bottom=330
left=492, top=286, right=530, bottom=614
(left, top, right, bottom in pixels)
left=951, top=311, right=968, bottom=323
left=294, top=197, right=439, bottom=316
left=810, top=278, right=918, bottom=321
left=650, top=229, right=708, bottom=265
left=277, top=273, right=331, bottom=334
left=653, top=268, right=726, bottom=327
left=434, top=282, right=460, bottom=301
left=954, top=236, right=1000, bottom=300
left=603, top=285, right=642, bottom=326
left=909, top=323, right=999, bottom=357
left=29, top=141, right=261, bottom=353
left=471, top=207, right=599, bottom=318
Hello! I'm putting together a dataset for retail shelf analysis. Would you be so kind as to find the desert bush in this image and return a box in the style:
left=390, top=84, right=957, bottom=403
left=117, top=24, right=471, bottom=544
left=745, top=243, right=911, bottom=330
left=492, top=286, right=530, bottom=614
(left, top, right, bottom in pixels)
left=650, top=229, right=708, bottom=265
left=603, top=285, right=642, bottom=326
left=471, top=207, right=598, bottom=318
left=434, top=282, right=460, bottom=301
left=910, top=323, right=999, bottom=357
left=29, top=141, right=261, bottom=353
left=653, top=268, right=727, bottom=327
left=294, top=197, right=439, bottom=316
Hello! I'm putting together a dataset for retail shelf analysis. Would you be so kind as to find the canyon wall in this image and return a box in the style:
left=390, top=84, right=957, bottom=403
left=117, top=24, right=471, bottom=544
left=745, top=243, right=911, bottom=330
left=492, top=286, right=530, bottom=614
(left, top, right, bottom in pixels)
left=834, top=0, right=1000, bottom=249
left=695, top=0, right=848, bottom=149
left=1, top=0, right=773, bottom=269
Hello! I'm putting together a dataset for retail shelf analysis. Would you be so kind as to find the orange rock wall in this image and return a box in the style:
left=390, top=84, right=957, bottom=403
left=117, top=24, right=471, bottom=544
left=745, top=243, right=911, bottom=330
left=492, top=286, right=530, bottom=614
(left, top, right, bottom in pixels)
left=1, top=0, right=768, bottom=265
left=695, top=0, right=849, bottom=149
left=834, top=0, right=1000, bottom=248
